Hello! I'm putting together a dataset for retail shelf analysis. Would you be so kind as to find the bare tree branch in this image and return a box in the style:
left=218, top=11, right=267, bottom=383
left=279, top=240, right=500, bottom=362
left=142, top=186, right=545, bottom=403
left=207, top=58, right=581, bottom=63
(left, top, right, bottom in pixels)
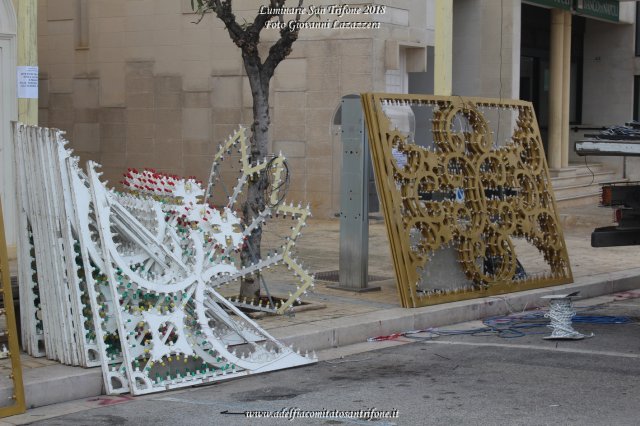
left=263, top=27, right=299, bottom=78
left=251, top=0, right=285, bottom=33
left=211, top=1, right=247, bottom=50
left=261, top=0, right=304, bottom=77
left=198, top=0, right=303, bottom=72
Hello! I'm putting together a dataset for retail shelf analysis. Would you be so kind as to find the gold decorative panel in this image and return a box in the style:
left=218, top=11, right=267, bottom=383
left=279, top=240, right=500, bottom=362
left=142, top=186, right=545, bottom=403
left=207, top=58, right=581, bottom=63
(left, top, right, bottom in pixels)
left=0, top=202, right=26, bottom=417
left=361, top=93, right=572, bottom=308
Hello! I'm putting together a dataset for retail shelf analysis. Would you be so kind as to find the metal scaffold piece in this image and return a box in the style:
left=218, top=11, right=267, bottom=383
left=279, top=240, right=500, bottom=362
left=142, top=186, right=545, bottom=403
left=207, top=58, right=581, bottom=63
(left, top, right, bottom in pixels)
left=13, top=123, right=317, bottom=396
left=361, top=94, right=573, bottom=308
left=0, top=201, right=26, bottom=417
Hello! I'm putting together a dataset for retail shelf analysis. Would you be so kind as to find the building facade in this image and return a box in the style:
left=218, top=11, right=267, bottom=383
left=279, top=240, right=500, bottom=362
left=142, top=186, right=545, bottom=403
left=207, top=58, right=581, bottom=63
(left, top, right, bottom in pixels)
left=1, top=0, right=17, bottom=250
left=35, top=0, right=639, bottom=218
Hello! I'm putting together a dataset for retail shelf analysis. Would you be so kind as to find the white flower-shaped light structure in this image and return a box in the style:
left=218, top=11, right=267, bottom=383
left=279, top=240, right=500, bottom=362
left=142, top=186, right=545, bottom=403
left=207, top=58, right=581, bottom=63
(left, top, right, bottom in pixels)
left=119, top=127, right=314, bottom=315
left=86, top=160, right=316, bottom=396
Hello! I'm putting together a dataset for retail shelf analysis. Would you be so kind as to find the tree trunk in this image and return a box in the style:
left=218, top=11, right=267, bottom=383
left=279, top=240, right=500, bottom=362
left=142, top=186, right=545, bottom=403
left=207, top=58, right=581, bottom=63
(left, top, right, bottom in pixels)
left=239, top=59, right=271, bottom=300
left=203, top=2, right=301, bottom=302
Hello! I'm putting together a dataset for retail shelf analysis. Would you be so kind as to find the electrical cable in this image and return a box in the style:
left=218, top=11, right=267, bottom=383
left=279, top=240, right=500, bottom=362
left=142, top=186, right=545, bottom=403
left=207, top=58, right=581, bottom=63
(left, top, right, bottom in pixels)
left=600, top=123, right=640, bottom=139
left=584, top=155, right=595, bottom=186
left=367, top=308, right=632, bottom=342
left=264, top=156, right=290, bottom=208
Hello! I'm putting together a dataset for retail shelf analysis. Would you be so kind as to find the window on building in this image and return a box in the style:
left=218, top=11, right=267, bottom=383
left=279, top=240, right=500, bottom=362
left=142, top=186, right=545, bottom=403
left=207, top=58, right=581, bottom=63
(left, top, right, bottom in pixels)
left=520, top=4, right=585, bottom=130
left=385, top=47, right=408, bottom=94
left=76, top=0, right=89, bottom=49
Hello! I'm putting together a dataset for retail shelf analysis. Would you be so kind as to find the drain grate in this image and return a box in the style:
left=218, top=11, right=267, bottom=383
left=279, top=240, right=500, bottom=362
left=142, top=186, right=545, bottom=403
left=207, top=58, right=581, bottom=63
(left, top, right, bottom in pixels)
left=314, top=270, right=390, bottom=283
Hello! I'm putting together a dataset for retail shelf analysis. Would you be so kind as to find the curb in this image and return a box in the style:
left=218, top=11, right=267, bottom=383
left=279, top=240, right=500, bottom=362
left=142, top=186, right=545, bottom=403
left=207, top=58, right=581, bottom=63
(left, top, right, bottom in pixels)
left=0, top=364, right=103, bottom=410
left=272, top=268, right=640, bottom=350
left=11, top=268, right=640, bottom=410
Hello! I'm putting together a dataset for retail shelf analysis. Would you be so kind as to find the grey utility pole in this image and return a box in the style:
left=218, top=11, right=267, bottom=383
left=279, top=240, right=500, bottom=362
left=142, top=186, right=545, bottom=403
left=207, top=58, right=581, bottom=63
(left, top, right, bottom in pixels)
left=332, top=94, right=380, bottom=292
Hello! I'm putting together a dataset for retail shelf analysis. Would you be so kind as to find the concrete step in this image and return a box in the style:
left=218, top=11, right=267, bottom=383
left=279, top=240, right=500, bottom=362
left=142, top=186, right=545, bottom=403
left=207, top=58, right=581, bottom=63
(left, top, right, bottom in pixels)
left=567, top=162, right=605, bottom=173
left=553, top=182, right=602, bottom=199
left=555, top=192, right=601, bottom=209
left=0, top=360, right=102, bottom=410
left=550, top=163, right=618, bottom=208
left=551, top=171, right=617, bottom=188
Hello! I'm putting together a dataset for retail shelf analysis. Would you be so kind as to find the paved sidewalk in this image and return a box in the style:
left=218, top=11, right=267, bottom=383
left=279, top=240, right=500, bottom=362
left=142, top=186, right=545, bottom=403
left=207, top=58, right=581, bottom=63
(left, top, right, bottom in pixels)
left=255, top=203, right=638, bottom=330
left=4, top=203, right=640, bottom=411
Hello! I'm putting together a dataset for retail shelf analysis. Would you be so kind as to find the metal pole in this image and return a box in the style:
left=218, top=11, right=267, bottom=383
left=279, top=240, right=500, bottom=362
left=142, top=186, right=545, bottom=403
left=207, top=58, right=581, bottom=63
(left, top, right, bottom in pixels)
left=331, top=95, right=380, bottom=292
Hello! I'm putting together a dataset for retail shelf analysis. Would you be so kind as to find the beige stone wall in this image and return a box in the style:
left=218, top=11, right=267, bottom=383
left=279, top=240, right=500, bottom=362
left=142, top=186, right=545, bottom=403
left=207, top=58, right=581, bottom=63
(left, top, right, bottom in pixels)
left=37, top=0, right=430, bottom=217
left=452, top=0, right=521, bottom=99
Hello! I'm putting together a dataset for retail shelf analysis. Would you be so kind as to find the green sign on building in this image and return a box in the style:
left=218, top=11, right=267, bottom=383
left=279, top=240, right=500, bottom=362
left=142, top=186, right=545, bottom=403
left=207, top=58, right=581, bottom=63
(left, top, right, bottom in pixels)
left=524, top=0, right=572, bottom=10
left=574, top=0, right=619, bottom=22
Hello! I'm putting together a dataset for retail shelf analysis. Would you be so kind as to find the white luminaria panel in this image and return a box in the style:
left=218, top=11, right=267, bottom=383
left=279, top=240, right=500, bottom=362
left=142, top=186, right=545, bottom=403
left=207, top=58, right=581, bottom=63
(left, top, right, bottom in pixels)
left=14, top=123, right=316, bottom=395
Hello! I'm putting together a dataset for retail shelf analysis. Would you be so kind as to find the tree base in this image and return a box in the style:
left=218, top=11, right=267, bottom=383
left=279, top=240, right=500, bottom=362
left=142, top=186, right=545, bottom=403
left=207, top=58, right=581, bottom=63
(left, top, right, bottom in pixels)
left=239, top=275, right=260, bottom=299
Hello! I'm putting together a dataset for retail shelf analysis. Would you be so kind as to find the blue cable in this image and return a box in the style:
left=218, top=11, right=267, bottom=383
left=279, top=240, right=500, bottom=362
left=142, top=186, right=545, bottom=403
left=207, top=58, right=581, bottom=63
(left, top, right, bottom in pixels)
left=371, top=309, right=633, bottom=342
left=416, top=312, right=632, bottom=340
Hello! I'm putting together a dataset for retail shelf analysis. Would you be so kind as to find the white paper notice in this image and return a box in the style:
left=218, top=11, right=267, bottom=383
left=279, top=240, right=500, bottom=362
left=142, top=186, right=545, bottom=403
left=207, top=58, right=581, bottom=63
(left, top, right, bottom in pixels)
left=17, top=66, right=39, bottom=99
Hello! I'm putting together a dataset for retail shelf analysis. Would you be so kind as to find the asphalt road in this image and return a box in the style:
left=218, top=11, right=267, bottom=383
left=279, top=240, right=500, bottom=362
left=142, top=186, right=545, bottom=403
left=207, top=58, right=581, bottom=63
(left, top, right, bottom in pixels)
left=28, top=299, right=640, bottom=426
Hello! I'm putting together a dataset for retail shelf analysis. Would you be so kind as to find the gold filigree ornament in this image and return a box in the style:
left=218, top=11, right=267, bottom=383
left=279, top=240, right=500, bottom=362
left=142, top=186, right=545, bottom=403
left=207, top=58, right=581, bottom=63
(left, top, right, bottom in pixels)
left=0, top=201, right=26, bottom=417
left=362, top=94, right=572, bottom=307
